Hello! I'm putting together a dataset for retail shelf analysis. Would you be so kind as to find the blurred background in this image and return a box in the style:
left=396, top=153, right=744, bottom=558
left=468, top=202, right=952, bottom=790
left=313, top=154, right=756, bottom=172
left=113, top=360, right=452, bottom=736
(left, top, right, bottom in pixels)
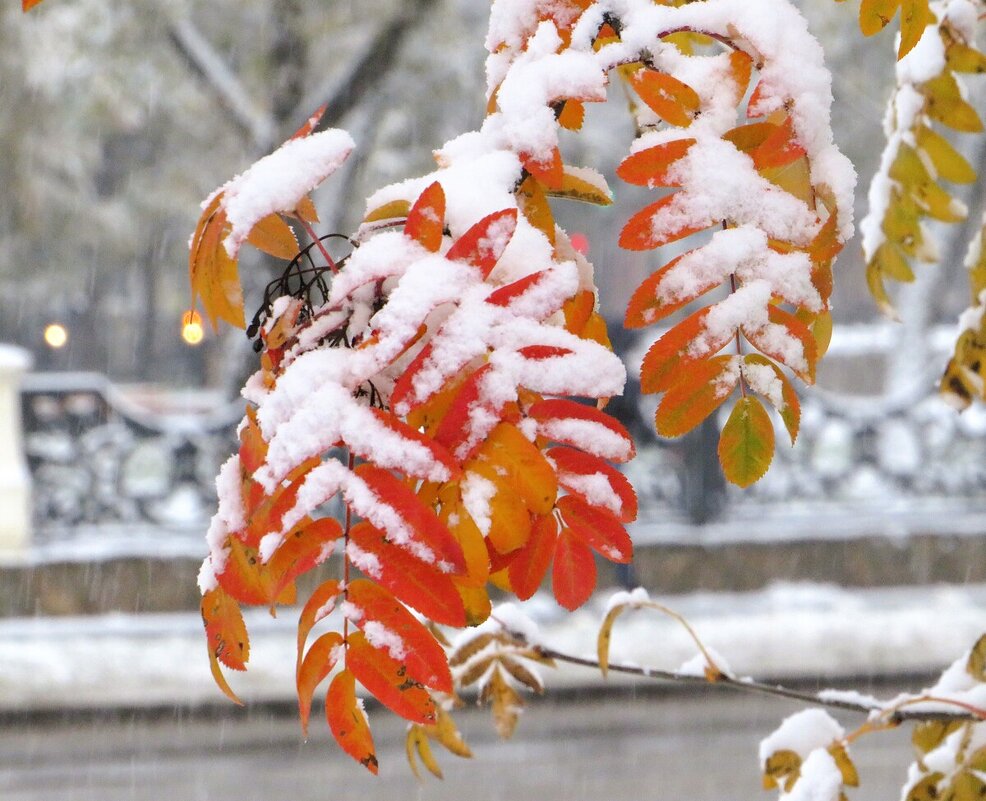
left=0, top=1, right=984, bottom=799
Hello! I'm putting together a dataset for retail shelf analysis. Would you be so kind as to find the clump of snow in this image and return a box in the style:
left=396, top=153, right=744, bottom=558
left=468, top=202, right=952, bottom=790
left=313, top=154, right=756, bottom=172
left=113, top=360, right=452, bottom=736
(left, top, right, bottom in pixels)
left=217, top=129, right=354, bottom=258
left=605, top=586, right=652, bottom=615
left=491, top=602, right=542, bottom=646
left=759, top=708, right=844, bottom=765
left=780, top=748, right=844, bottom=801
left=676, top=646, right=733, bottom=678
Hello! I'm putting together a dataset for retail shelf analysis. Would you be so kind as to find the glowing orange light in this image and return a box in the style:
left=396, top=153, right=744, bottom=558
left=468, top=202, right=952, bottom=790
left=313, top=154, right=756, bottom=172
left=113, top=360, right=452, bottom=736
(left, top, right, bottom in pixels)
left=44, top=323, right=68, bottom=349
left=181, top=310, right=204, bottom=346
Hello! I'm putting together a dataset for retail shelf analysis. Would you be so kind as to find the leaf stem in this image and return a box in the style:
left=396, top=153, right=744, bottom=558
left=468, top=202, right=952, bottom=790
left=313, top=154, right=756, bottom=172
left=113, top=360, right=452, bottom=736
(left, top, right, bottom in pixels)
left=343, top=450, right=354, bottom=646
left=300, top=218, right=339, bottom=274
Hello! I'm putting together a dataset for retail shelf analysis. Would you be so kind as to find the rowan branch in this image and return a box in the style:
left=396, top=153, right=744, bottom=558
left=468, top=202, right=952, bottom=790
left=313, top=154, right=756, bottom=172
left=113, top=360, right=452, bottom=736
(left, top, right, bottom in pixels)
left=531, top=644, right=984, bottom=724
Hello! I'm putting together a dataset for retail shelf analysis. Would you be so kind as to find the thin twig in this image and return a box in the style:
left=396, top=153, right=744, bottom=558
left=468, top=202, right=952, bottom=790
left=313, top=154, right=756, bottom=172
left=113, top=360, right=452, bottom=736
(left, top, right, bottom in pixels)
left=530, top=644, right=983, bottom=724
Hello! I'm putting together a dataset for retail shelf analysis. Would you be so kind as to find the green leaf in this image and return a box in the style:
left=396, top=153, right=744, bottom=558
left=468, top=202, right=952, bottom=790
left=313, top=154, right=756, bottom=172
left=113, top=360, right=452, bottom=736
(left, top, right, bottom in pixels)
left=718, top=396, right=775, bottom=487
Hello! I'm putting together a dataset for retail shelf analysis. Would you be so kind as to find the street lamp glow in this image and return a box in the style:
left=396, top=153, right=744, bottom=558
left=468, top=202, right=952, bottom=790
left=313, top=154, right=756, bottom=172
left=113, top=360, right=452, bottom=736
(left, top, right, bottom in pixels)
left=43, top=323, right=68, bottom=349
left=181, top=310, right=204, bottom=346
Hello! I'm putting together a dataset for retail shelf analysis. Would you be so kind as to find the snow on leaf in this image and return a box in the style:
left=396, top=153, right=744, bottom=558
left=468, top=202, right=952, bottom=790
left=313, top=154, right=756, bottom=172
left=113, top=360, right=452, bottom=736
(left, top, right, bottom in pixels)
left=404, top=182, right=446, bottom=252
left=528, top=399, right=635, bottom=463
left=548, top=446, right=637, bottom=523
left=445, top=208, right=519, bottom=278
left=347, top=522, right=468, bottom=627
left=656, top=355, right=740, bottom=438
left=617, top=139, right=695, bottom=188
left=345, top=579, right=453, bottom=693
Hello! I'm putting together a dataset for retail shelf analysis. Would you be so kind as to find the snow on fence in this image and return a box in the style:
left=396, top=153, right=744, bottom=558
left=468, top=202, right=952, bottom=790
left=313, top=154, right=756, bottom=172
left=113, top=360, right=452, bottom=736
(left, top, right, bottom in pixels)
left=15, top=323, right=986, bottom=559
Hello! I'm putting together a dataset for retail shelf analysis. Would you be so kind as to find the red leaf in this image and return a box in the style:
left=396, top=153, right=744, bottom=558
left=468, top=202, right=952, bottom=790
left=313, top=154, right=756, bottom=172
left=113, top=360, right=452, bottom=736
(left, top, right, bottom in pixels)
left=432, top=364, right=497, bottom=456
left=485, top=269, right=552, bottom=308
left=290, top=105, right=327, bottom=140
left=360, top=408, right=460, bottom=480
left=352, top=464, right=466, bottom=575
left=348, top=522, right=467, bottom=627
left=552, top=528, right=597, bottom=611
left=297, top=631, right=343, bottom=735
left=404, top=182, right=446, bottom=252
left=445, top=209, right=518, bottom=278
left=521, top=146, right=564, bottom=189
left=547, top=446, right=637, bottom=522
left=327, top=669, right=378, bottom=774
left=616, top=139, right=695, bottom=187
left=347, top=631, right=437, bottom=724
left=517, top=345, right=574, bottom=359
left=297, top=579, right=342, bottom=673
left=619, top=193, right=707, bottom=251
left=527, top=399, right=635, bottom=463
left=346, top=579, right=452, bottom=693
left=557, top=495, right=633, bottom=564
left=507, top=514, right=558, bottom=600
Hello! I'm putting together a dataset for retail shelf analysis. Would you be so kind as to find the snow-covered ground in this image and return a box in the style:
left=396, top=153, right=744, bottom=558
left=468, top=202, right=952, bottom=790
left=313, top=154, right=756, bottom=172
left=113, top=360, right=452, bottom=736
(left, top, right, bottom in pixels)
left=0, top=581, right=981, bottom=711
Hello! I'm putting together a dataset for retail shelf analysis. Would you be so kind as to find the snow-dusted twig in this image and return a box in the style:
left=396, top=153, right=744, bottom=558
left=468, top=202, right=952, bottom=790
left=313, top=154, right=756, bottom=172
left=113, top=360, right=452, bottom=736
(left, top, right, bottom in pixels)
left=529, top=644, right=985, bottom=723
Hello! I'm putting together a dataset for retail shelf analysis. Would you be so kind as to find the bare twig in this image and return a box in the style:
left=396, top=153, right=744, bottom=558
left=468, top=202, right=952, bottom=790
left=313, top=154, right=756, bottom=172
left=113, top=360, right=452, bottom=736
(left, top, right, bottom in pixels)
left=531, top=644, right=984, bottom=724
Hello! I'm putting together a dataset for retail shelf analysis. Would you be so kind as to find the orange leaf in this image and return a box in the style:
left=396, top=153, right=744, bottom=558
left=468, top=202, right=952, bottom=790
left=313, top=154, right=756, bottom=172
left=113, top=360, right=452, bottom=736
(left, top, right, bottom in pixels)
left=630, top=69, right=700, bottom=127
left=619, top=193, right=707, bottom=251
left=547, top=446, right=638, bottom=522
left=527, top=399, right=635, bottom=462
left=347, top=631, right=437, bottom=724
left=468, top=460, right=534, bottom=554
left=348, top=523, right=467, bottom=626
left=521, top=146, right=564, bottom=190
left=563, top=289, right=595, bottom=334
left=265, top=517, right=342, bottom=601
left=557, top=495, right=633, bottom=564
left=246, top=213, right=299, bottom=260
left=507, top=514, right=559, bottom=600
left=327, top=669, right=379, bottom=774
left=476, top=423, right=558, bottom=515
left=297, top=579, right=342, bottom=673
left=440, top=498, right=490, bottom=586
left=655, top=355, right=739, bottom=438
left=346, top=579, right=452, bottom=693
left=640, top=307, right=734, bottom=394
left=353, top=464, right=466, bottom=574
left=558, top=100, right=585, bottom=130
left=552, top=528, right=597, bottom=611
left=201, top=587, right=248, bottom=705
left=431, top=364, right=496, bottom=456
left=404, top=182, right=446, bottom=252
left=748, top=117, right=806, bottom=170
left=616, top=139, right=695, bottom=187
left=729, top=50, right=754, bottom=103
left=189, top=201, right=246, bottom=330
left=624, top=250, right=722, bottom=328
left=297, top=631, right=343, bottom=735
left=22, top=0, right=44, bottom=10
left=216, top=539, right=273, bottom=606
left=445, top=209, right=519, bottom=278
left=517, top=175, right=556, bottom=246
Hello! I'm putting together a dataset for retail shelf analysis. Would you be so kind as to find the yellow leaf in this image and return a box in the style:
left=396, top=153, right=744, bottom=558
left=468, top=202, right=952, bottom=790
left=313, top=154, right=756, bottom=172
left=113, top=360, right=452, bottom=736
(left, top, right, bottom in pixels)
left=718, top=396, right=775, bottom=488
left=246, top=213, right=299, bottom=260
left=364, top=198, right=411, bottom=223
left=923, top=73, right=984, bottom=133
left=763, top=749, right=802, bottom=792
left=597, top=604, right=625, bottom=678
left=517, top=176, right=555, bottom=247
left=908, top=773, right=945, bottom=801
left=294, top=195, right=319, bottom=223
left=189, top=201, right=246, bottom=330
left=915, top=126, right=977, bottom=183
left=406, top=725, right=443, bottom=779
left=546, top=166, right=613, bottom=206
left=428, top=707, right=473, bottom=758
left=558, top=100, right=585, bottom=130
left=828, top=744, right=859, bottom=787
left=859, top=0, right=901, bottom=37
left=946, top=41, right=986, bottom=74
left=967, top=633, right=986, bottom=680
left=898, top=0, right=934, bottom=59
